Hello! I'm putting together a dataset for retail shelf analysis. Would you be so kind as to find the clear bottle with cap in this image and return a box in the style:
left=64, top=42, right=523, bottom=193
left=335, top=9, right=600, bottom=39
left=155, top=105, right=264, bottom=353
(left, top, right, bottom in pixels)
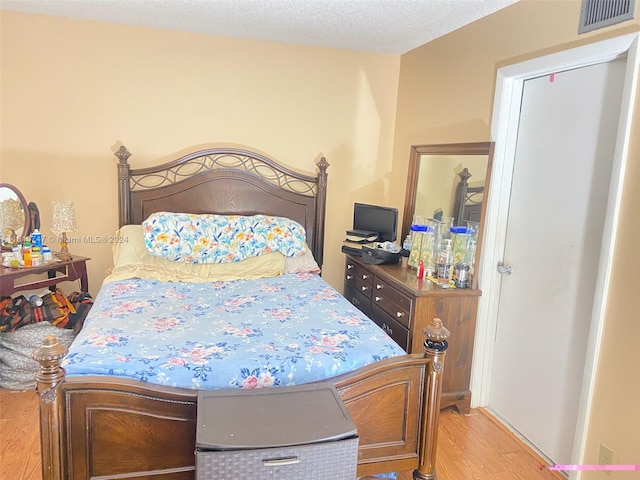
left=29, top=294, right=43, bottom=307
left=436, top=238, right=453, bottom=285
left=403, top=235, right=412, bottom=251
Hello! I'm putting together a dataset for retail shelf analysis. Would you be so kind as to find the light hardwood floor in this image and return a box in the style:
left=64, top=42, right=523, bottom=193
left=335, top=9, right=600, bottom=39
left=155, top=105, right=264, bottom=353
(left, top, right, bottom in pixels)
left=0, top=388, right=564, bottom=480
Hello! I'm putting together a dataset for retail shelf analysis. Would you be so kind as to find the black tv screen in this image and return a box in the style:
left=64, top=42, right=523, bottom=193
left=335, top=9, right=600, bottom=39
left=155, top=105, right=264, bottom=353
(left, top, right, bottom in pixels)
left=353, top=203, right=398, bottom=242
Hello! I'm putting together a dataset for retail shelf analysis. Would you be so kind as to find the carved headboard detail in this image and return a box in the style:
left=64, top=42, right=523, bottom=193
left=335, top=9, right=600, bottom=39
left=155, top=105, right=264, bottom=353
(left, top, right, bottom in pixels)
left=115, top=145, right=329, bottom=269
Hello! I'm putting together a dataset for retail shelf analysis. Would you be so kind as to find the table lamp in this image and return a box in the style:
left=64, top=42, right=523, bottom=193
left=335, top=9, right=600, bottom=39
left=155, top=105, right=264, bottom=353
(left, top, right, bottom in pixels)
left=51, top=199, right=77, bottom=261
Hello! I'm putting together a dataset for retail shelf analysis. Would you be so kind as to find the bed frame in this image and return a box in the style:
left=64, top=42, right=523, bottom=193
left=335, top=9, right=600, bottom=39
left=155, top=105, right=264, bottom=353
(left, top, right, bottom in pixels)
left=33, top=145, right=450, bottom=480
left=452, top=167, right=484, bottom=226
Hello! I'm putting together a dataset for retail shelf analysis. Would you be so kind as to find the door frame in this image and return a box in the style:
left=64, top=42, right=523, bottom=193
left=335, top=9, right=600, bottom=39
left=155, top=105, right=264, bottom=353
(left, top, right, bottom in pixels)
left=471, top=32, right=640, bottom=474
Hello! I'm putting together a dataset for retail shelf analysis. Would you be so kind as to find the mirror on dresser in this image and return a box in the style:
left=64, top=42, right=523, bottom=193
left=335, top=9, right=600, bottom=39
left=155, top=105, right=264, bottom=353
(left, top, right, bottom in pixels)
left=401, top=142, right=494, bottom=289
left=0, top=183, right=30, bottom=250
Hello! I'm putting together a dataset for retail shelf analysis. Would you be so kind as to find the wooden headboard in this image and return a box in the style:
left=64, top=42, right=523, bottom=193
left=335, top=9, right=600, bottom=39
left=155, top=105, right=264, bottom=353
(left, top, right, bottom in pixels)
left=115, top=145, right=329, bottom=269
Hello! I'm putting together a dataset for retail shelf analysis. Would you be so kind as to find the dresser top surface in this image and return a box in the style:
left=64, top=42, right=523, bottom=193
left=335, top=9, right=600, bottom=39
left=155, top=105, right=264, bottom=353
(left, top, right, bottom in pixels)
left=346, top=255, right=481, bottom=298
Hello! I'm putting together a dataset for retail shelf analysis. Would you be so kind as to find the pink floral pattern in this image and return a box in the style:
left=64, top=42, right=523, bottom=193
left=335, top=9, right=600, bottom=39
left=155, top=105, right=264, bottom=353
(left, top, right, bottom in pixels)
left=63, top=273, right=404, bottom=389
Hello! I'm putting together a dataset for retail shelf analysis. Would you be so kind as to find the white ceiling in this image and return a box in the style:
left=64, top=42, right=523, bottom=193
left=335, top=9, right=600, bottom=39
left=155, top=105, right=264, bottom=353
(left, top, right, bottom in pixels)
left=0, top=0, right=518, bottom=54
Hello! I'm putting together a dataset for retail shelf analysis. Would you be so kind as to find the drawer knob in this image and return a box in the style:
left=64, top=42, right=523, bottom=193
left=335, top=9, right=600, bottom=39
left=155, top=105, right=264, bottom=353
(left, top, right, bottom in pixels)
left=346, top=275, right=353, bottom=280
left=376, top=284, right=383, bottom=290
left=362, top=274, right=369, bottom=280
left=396, top=312, right=404, bottom=318
left=361, top=286, right=368, bottom=292
left=375, top=296, right=382, bottom=302
left=347, top=264, right=354, bottom=270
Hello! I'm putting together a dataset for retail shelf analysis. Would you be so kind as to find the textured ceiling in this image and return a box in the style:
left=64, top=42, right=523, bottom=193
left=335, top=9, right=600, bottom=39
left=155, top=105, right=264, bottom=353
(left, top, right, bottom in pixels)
left=1, top=0, right=518, bottom=54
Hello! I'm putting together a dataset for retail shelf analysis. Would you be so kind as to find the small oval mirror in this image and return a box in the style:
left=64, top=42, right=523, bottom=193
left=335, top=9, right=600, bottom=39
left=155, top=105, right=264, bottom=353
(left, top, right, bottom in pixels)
left=0, top=183, right=30, bottom=250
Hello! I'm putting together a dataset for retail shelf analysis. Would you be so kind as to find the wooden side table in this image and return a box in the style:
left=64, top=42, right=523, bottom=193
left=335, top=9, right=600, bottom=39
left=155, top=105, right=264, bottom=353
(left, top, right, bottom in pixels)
left=0, top=255, right=90, bottom=297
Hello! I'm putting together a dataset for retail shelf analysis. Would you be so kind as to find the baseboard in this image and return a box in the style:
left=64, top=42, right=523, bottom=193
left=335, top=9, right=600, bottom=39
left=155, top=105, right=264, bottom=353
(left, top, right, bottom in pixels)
left=478, top=408, right=568, bottom=480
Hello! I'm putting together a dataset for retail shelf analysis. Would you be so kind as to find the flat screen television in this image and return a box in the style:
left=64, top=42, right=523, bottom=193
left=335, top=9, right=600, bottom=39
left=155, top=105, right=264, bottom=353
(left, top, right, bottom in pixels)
left=353, top=203, right=398, bottom=242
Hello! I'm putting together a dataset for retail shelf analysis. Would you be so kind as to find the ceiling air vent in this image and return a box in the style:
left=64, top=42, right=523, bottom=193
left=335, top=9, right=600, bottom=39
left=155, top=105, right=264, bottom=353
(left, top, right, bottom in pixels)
left=579, top=0, right=637, bottom=33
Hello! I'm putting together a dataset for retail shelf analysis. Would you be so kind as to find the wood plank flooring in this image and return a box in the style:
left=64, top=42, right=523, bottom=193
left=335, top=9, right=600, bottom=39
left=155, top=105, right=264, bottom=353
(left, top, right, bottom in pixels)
left=0, top=389, right=42, bottom=480
left=0, top=388, right=564, bottom=480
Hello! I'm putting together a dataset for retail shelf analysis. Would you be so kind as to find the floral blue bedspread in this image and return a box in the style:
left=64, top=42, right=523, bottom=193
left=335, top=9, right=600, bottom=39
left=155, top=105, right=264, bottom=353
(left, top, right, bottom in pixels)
left=63, top=273, right=405, bottom=389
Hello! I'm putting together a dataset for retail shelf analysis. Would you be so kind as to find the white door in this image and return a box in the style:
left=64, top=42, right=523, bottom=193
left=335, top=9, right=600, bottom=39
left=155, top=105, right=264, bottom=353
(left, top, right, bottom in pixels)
left=488, top=58, right=626, bottom=463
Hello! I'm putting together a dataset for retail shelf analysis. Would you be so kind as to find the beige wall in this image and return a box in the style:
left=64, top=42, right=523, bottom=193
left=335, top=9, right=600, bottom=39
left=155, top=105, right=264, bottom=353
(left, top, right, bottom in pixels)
left=3, top=2, right=639, bottom=475
left=0, top=10, right=401, bottom=293
left=393, top=0, right=639, bottom=477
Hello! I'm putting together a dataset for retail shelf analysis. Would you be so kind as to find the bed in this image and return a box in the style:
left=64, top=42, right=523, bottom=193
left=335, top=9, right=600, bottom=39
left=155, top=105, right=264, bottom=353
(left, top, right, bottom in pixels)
left=33, top=145, right=450, bottom=480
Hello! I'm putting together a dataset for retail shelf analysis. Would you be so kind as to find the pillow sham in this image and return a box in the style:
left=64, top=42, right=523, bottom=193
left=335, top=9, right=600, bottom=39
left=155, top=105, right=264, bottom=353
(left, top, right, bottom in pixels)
left=142, top=212, right=307, bottom=264
left=283, top=246, right=321, bottom=274
left=104, top=225, right=285, bottom=285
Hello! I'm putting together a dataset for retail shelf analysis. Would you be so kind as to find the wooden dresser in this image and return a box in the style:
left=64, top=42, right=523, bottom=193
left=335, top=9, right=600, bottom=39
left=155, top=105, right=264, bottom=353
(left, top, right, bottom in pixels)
left=343, top=255, right=480, bottom=413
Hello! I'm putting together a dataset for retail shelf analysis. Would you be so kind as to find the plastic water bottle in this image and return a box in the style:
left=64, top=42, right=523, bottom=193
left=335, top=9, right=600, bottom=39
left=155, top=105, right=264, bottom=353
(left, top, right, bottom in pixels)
left=403, top=235, right=412, bottom=251
left=29, top=294, right=43, bottom=307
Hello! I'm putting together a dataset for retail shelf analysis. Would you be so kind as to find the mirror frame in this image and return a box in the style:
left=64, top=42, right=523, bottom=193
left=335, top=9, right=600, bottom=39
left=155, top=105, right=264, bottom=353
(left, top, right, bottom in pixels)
left=0, top=183, right=31, bottom=250
left=401, top=141, right=494, bottom=289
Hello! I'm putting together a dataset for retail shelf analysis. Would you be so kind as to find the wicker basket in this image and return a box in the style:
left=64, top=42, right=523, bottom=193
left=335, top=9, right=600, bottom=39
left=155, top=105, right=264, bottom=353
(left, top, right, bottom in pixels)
left=195, top=384, right=359, bottom=479
left=196, top=437, right=358, bottom=479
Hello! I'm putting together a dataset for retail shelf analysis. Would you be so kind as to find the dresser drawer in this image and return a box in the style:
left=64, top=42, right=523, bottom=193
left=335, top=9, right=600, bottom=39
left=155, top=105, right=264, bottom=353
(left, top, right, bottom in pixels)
left=343, top=283, right=374, bottom=318
left=345, top=259, right=374, bottom=299
left=196, top=384, right=359, bottom=480
left=371, top=277, right=412, bottom=329
left=369, top=306, right=410, bottom=352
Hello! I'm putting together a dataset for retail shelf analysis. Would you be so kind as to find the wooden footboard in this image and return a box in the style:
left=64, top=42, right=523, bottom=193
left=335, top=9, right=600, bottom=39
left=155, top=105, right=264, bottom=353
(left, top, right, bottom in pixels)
left=33, top=318, right=449, bottom=480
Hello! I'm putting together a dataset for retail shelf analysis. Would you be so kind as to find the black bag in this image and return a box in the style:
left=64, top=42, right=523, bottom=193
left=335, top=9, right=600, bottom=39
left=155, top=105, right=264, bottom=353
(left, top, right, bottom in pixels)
left=361, top=245, right=400, bottom=265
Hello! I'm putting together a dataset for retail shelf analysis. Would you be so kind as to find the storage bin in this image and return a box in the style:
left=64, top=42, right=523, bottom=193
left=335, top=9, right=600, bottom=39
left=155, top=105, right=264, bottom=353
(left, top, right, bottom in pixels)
left=195, top=384, right=359, bottom=480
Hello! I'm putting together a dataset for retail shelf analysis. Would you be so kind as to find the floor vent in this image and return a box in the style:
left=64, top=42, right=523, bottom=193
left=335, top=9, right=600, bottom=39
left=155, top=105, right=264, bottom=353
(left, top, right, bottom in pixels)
left=579, top=0, right=636, bottom=33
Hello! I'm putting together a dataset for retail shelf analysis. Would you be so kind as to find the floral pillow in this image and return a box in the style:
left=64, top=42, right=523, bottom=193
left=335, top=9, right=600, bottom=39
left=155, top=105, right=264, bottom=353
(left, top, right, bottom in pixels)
left=142, top=213, right=307, bottom=264
left=105, top=225, right=285, bottom=284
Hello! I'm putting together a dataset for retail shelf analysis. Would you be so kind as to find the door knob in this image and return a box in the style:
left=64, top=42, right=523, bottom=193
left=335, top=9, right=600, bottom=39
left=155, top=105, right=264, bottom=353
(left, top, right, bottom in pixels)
left=497, top=262, right=512, bottom=275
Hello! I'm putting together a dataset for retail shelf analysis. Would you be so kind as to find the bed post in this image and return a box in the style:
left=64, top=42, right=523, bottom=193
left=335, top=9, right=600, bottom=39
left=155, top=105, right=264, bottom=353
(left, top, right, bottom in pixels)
left=314, top=156, right=329, bottom=270
left=32, top=335, right=68, bottom=480
left=115, top=145, right=132, bottom=228
left=414, top=318, right=450, bottom=480
left=452, top=168, right=471, bottom=226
